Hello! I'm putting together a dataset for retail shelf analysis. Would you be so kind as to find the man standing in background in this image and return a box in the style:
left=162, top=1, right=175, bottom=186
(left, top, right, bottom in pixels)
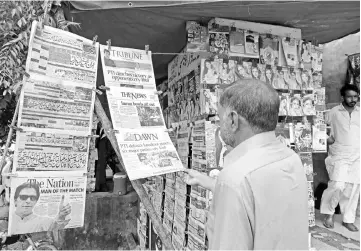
left=321, top=84, right=360, bottom=232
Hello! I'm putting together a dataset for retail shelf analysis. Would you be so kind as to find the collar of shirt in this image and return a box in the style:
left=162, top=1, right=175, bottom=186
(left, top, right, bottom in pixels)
left=223, top=131, right=276, bottom=167
left=14, top=213, right=37, bottom=222
left=338, top=103, right=360, bottom=112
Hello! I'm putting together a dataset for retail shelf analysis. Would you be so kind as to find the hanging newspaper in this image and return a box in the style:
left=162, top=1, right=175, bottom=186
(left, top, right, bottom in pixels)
left=100, top=45, right=156, bottom=90
left=27, top=21, right=99, bottom=86
left=17, top=75, right=95, bottom=135
left=8, top=176, right=86, bottom=235
left=106, top=87, right=165, bottom=130
left=13, top=131, right=89, bottom=173
left=115, top=128, right=184, bottom=180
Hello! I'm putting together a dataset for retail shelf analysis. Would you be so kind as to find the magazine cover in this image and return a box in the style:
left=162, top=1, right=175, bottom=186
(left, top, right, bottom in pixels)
left=284, top=67, right=302, bottom=90
left=275, top=123, right=292, bottom=148
left=258, top=64, right=266, bottom=82
left=299, top=69, right=314, bottom=90
left=298, top=152, right=314, bottom=182
left=314, top=88, right=326, bottom=111
left=186, top=21, right=208, bottom=52
left=294, top=118, right=313, bottom=152
left=263, top=65, right=277, bottom=86
left=312, top=71, right=322, bottom=89
left=299, top=41, right=312, bottom=69
left=302, top=94, right=316, bottom=116
left=244, top=31, right=259, bottom=57
left=312, top=124, right=327, bottom=152
left=200, top=58, right=221, bottom=85
left=289, top=93, right=304, bottom=116
left=209, top=32, right=230, bottom=58
left=200, top=88, right=219, bottom=115
left=219, top=59, right=236, bottom=85
left=311, top=45, right=323, bottom=72
left=281, top=37, right=299, bottom=67
left=272, top=67, right=289, bottom=90
left=232, top=57, right=254, bottom=80
left=278, top=93, right=289, bottom=116
left=229, top=29, right=245, bottom=55
left=259, top=34, right=279, bottom=65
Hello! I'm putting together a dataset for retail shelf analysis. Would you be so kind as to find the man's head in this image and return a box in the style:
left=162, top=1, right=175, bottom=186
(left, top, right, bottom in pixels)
left=14, top=182, right=40, bottom=218
left=340, top=84, right=359, bottom=108
left=218, top=79, right=280, bottom=148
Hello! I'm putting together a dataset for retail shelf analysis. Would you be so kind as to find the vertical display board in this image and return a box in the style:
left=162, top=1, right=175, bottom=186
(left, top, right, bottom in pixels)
left=9, top=20, right=99, bottom=235
left=100, top=45, right=185, bottom=180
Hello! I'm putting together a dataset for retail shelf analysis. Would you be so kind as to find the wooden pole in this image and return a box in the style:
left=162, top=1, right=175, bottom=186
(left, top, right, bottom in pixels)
left=0, top=97, right=20, bottom=175
left=94, top=97, right=173, bottom=250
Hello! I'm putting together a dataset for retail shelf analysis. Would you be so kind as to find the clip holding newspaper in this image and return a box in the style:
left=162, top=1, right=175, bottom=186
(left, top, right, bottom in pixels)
left=100, top=44, right=185, bottom=180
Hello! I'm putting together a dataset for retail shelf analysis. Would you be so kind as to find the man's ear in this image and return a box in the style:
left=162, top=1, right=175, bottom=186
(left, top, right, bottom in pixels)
left=229, top=111, right=239, bottom=132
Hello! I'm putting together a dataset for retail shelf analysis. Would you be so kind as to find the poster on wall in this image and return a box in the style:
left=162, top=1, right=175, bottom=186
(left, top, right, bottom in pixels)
left=8, top=176, right=86, bottom=235
left=13, top=131, right=89, bottom=173
left=17, top=75, right=95, bottom=135
left=100, top=45, right=156, bottom=90
left=106, top=87, right=165, bottom=130
left=27, top=21, right=99, bottom=86
left=115, top=128, right=184, bottom=180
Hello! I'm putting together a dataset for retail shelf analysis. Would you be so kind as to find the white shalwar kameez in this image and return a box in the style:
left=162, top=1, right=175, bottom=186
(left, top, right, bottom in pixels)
left=321, top=104, right=360, bottom=223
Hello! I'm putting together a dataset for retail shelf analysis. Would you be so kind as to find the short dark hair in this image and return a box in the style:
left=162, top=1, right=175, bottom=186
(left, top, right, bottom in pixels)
left=340, top=84, right=360, bottom=97
left=219, top=79, right=280, bottom=133
left=14, top=182, right=40, bottom=201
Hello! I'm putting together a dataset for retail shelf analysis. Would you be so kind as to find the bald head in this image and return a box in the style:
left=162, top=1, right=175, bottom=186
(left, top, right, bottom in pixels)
left=219, top=79, right=280, bottom=133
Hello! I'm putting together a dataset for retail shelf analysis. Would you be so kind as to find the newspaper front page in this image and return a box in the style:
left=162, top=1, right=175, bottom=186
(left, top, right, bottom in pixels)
left=8, top=176, right=86, bottom=235
left=115, top=128, right=184, bottom=180
left=100, top=45, right=156, bottom=89
left=17, top=75, right=95, bottom=135
left=13, top=131, right=89, bottom=173
left=106, top=87, right=165, bottom=130
left=27, top=21, right=99, bottom=86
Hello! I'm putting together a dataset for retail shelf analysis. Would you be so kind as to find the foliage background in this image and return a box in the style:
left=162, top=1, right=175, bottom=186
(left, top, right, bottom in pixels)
left=0, top=1, right=78, bottom=147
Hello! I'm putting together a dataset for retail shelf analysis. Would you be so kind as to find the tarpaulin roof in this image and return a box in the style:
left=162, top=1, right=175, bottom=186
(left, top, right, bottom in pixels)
left=64, top=1, right=360, bottom=80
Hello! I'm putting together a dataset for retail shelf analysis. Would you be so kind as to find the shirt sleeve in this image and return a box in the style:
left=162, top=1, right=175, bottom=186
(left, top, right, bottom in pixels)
left=325, top=109, right=333, bottom=125
left=209, top=182, right=254, bottom=250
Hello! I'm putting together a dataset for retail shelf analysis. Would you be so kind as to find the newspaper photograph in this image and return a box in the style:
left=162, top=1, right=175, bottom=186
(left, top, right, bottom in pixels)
left=100, top=45, right=156, bottom=89
left=107, top=87, right=165, bottom=130
left=13, top=131, right=89, bottom=173
left=17, top=75, right=95, bottom=135
left=8, top=176, right=86, bottom=235
left=115, top=128, right=184, bottom=180
left=27, top=21, right=99, bottom=86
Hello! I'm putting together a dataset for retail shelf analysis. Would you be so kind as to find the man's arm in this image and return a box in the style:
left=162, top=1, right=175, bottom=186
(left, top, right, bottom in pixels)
left=183, top=169, right=216, bottom=193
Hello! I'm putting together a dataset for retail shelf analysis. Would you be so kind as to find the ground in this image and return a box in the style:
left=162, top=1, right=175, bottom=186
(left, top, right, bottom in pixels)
left=311, top=210, right=360, bottom=250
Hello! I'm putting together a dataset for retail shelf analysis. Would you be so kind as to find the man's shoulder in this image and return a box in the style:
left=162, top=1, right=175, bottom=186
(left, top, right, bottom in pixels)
left=219, top=144, right=300, bottom=187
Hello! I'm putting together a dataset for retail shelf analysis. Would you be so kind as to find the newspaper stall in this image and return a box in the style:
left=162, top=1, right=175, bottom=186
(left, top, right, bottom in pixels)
left=0, top=14, right=328, bottom=251
left=136, top=18, right=327, bottom=250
